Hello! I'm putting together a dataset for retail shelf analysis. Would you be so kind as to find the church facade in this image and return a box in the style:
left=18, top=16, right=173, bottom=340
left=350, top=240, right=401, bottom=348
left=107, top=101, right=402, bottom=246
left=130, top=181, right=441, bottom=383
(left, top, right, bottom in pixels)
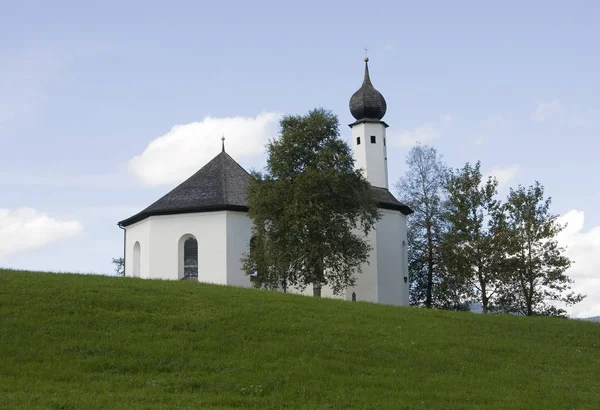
left=118, top=58, right=413, bottom=305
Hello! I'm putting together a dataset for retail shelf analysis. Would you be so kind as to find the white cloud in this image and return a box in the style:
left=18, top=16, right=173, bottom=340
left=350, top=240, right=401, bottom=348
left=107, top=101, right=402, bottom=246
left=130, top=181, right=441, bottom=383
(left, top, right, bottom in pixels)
left=0, top=208, right=83, bottom=259
left=129, top=112, right=280, bottom=185
left=388, top=114, right=452, bottom=147
left=531, top=99, right=561, bottom=122
left=556, top=210, right=600, bottom=318
left=483, top=165, right=519, bottom=191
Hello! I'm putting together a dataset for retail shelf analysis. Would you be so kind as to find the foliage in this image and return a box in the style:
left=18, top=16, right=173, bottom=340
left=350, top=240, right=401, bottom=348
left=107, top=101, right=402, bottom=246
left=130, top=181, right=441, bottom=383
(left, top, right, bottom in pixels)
left=2, top=269, right=600, bottom=409
left=243, top=108, right=380, bottom=296
left=499, top=182, right=585, bottom=316
left=396, top=143, right=451, bottom=308
left=443, top=161, right=508, bottom=313
left=111, top=257, right=124, bottom=276
left=395, top=142, right=585, bottom=316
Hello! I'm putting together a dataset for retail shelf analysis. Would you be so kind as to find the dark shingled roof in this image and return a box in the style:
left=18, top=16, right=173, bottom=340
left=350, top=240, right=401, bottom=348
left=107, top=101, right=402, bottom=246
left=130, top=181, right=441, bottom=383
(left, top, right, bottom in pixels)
left=371, top=186, right=413, bottom=215
left=119, top=151, right=413, bottom=227
left=349, top=58, right=387, bottom=122
left=118, top=150, right=251, bottom=227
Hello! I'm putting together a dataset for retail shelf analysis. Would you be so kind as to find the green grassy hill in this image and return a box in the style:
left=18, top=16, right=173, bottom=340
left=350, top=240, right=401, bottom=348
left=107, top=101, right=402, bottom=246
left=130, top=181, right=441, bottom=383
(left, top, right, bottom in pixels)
left=1, top=269, right=599, bottom=409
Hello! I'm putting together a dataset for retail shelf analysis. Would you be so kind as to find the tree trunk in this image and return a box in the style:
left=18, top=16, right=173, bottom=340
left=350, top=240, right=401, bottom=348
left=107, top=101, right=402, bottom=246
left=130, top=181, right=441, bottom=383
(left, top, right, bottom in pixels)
left=481, top=293, right=488, bottom=314
left=312, top=257, right=323, bottom=298
left=479, top=266, right=488, bottom=314
left=526, top=279, right=534, bottom=316
left=526, top=241, right=534, bottom=316
left=426, top=221, right=434, bottom=308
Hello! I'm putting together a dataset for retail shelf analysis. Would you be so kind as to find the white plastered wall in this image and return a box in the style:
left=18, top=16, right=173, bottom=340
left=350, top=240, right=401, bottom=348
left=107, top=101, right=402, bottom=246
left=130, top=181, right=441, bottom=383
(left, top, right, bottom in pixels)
left=122, top=208, right=409, bottom=306
left=124, top=219, right=151, bottom=278
left=225, top=211, right=254, bottom=287
left=125, top=212, right=226, bottom=282
left=346, top=227, right=378, bottom=303
left=124, top=210, right=255, bottom=286
left=351, top=121, right=389, bottom=189
left=281, top=210, right=409, bottom=306
left=287, top=283, right=345, bottom=300
left=148, top=212, right=227, bottom=282
left=345, top=209, right=409, bottom=306
left=375, top=209, right=409, bottom=306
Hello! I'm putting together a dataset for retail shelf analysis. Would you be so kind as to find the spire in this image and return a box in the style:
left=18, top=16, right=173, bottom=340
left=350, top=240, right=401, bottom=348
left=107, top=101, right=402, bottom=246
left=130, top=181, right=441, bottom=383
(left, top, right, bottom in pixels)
left=363, top=56, right=372, bottom=85
left=349, top=57, right=387, bottom=121
left=221, top=134, right=225, bottom=152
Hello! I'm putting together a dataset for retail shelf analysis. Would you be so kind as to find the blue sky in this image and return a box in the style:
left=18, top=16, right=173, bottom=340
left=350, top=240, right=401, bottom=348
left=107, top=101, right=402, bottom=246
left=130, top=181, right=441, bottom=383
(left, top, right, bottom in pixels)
left=1, top=0, right=599, bottom=317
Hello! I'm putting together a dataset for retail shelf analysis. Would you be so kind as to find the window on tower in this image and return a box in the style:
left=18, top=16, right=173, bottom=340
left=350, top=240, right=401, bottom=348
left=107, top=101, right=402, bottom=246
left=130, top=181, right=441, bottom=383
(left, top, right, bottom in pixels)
left=371, top=135, right=376, bottom=143
left=356, top=137, right=361, bottom=145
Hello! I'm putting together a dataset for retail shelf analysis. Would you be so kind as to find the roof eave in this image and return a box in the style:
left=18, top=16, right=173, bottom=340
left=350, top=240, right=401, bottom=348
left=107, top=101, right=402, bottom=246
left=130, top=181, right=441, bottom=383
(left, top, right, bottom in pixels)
left=118, top=204, right=249, bottom=227
left=378, top=201, right=413, bottom=216
left=348, top=118, right=389, bottom=128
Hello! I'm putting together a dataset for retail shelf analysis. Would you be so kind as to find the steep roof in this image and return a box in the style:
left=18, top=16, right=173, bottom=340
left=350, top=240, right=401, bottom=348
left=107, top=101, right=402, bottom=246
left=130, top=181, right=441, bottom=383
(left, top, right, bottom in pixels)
left=371, top=186, right=413, bottom=215
left=118, top=150, right=251, bottom=227
left=119, top=152, right=413, bottom=227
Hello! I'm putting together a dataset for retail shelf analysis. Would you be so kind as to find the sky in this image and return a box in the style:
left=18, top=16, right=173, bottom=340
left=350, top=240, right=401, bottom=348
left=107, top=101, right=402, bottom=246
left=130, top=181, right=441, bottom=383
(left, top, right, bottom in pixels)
left=1, top=0, right=599, bottom=318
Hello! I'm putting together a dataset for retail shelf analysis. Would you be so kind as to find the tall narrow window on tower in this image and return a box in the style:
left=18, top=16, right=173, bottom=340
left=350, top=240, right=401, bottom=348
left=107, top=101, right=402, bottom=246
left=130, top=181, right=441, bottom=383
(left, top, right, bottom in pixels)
left=356, top=137, right=361, bottom=145
left=371, top=135, right=376, bottom=143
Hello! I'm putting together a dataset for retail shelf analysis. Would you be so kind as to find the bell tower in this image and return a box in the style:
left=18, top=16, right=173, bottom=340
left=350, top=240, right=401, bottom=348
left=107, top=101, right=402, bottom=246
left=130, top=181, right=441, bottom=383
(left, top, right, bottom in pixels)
left=349, top=57, right=389, bottom=189
left=346, top=56, right=411, bottom=307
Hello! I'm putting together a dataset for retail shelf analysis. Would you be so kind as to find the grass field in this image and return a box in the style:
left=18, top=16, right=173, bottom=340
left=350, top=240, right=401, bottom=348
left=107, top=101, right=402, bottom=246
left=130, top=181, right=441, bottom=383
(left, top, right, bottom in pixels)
left=1, top=269, right=599, bottom=409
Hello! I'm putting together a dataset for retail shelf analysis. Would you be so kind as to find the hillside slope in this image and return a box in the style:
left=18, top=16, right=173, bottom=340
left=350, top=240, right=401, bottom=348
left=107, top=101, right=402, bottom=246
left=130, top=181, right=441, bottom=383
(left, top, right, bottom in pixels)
left=1, top=269, right=599, bottom=409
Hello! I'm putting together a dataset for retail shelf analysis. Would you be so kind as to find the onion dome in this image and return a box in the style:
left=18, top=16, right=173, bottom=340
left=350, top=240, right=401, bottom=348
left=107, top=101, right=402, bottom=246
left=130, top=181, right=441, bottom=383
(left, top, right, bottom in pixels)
left=349, top=57, right=387, bottom=121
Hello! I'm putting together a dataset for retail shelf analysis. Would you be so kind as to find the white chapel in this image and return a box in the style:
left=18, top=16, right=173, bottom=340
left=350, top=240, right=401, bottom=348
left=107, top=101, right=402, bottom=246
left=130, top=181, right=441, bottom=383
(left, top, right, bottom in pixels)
left=118, top=57, right=413, bottom=305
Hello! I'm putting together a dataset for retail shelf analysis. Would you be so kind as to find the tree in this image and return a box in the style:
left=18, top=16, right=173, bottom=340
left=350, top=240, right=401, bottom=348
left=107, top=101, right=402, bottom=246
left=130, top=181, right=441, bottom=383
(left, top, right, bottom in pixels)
left=443, top=161, right=507, bottom=313
left=396, top=143, right=449, bottom=308
left=242, top=108, right=380, bottom=297
left=112, top=257, right=124, bottom=277
left=499, top=182, right=585, bottom=316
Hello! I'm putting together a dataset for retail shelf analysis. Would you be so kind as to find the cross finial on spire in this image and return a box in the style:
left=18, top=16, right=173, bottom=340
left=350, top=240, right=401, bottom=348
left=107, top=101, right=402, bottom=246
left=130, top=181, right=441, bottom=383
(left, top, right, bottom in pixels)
left=221, top=134, right=225, bottom=152
left=364, top=47, right=369, bottom=62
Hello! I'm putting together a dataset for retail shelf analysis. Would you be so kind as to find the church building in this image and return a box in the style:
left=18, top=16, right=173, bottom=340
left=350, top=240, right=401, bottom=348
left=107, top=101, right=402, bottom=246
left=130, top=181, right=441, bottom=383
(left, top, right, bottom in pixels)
left=118, top=57, right=413, bottom=305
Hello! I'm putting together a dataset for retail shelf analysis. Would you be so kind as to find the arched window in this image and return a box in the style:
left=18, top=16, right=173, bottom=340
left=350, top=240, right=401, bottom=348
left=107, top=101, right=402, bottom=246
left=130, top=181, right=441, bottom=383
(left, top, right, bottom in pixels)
left=184, top=238, right=198, bottom=278
left=133, top=241, right=141, bottom=278
left=178, top=234, right=198, bottom=279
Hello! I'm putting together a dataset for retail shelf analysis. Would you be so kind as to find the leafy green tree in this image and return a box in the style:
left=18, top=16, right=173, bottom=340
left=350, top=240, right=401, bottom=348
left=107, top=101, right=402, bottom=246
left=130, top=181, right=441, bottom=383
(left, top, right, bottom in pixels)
left=500, top=182, right=585, bottom=316
left=242, top=108, right=380, bottom=297
left=112, top=257, right=124, bottom=277
left=443, top=161, right=508, bottom=313
left=396, top=143, right=449, bottom=308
